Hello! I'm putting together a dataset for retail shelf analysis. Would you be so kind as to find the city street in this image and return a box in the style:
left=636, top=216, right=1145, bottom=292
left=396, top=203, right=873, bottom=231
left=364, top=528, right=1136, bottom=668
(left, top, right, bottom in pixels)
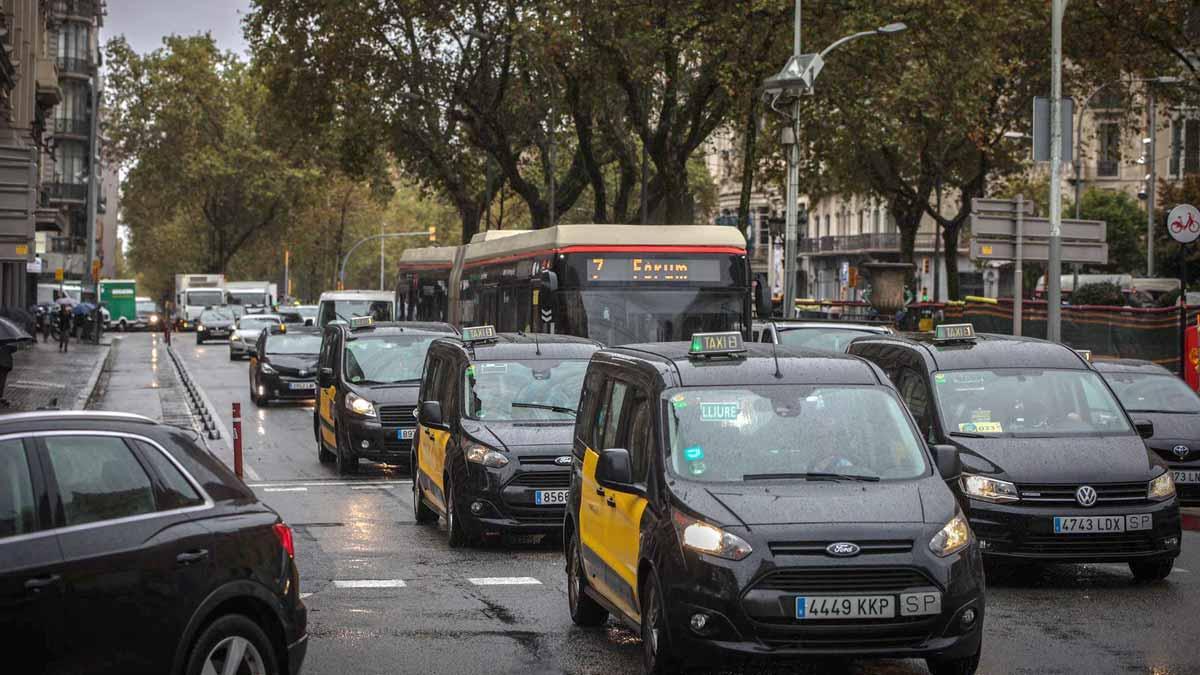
left=96, top=333, right=1200, bottom=675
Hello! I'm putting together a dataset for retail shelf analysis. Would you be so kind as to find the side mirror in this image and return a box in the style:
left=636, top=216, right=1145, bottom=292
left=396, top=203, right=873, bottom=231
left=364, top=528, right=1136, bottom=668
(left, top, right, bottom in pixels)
left=1134, top=419, right=1155, bottom=439
left=540, top=270, right=559, bottom=293
left=596, top=448, right=635, bottom=490
left=317, top=367, right=334, bottom=388
left=419, top=400, right=445, bottom=429
left=933, top=444, right=961, bottom=480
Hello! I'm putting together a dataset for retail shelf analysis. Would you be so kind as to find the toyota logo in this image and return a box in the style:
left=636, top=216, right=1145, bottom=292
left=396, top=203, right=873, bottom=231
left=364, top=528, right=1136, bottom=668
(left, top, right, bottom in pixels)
left=1174, top=445, right=1191, bottom=460
left=554, top=456, right=573, bottom=466
left=826, top=542, right=861, bottom=557
left=1075, top=485, right=1098, bottom=507
left=298, top=370, right=308, bottom=377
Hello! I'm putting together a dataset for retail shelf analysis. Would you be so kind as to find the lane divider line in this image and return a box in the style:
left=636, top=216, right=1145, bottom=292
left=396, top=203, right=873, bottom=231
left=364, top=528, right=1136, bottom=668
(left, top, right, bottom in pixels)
left=248, top=480, right=411, bottom=488
left=351, top=485, right=396, bottom=490
left=467, top=577, right=542, bottom=586
left=333, top=580, right=407, bottom=588
left=263, top=487, right=308, bottom=493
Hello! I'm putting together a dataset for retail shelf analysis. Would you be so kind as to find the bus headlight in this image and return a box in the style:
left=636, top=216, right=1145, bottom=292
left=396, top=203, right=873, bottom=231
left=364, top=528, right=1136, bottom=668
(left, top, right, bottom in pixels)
left=346, top=392, right=376, bottom=417
left=465, top=445, right=509, bottom=468
left=673, top=511, right=752, bottom=561
left=929, top=513, right=971, bottom=557
left=960, top=474, right=1019, bottom=503
left=1148, top=472, right=1176, bottom=500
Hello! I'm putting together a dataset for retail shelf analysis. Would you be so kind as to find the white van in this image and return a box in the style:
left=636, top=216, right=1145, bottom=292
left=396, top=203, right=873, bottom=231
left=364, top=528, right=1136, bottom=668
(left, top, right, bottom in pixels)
left=316, top=290, right=395, bottom=327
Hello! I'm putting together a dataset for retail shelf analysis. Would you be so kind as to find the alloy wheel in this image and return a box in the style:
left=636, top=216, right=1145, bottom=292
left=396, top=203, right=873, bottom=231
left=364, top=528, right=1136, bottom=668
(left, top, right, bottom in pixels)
left=201, top=635, right=266, bottom=675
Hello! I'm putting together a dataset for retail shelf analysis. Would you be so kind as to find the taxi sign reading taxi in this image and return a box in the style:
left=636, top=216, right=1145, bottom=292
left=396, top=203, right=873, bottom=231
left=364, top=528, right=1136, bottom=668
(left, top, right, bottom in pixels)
left=1167, top=204, right=1200, bottom=244
left=689, top=331, right=745, bottom=357
left=462, top=325, right=497, bottom=343
left=349, top=316, right=374, bottom=330
left=934, top=324, right=976, bottom=342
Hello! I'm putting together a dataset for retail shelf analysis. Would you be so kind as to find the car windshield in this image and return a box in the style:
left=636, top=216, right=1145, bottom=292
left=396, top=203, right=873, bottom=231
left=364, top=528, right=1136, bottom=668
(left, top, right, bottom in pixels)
left=1102, top=371, right=1200, bottom=414
left=933, top=368, right=1132, bottom=436
left=187, top=290, right=224, bottom=307
left=333, top=300, right=392, bottom=322
left=664, top=385, right=928, bottom=482
left=777, top=327, right=880, bottom=352
left=343, top=335, right=435, bottom=384
left=239, top=317, right=279, bottom=331
left=136, top=302, right=156, bottom=313
left=266, top=334, right=322, bottom=355
left=200, top=307, right=234, bottom=322
left=464, top=359, right=589, bottom=421
left=297, top=306, right=317, bottom=319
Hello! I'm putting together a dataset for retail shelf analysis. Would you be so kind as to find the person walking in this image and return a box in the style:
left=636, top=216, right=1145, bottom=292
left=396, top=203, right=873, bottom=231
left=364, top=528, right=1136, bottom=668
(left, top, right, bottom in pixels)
left=0, top=343, right=12, bottom=408
left=58, top=305, right=71, bottom=353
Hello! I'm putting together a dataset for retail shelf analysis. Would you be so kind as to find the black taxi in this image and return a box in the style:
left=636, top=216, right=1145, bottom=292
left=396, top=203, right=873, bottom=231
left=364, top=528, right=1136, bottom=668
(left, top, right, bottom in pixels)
left=413, top=326, right=600, bottom=546
left=565, top=332, right=984, bottom=674
left=315, top=317, right=457, bottom=474
left=849, top=324, right=1182, bottom=581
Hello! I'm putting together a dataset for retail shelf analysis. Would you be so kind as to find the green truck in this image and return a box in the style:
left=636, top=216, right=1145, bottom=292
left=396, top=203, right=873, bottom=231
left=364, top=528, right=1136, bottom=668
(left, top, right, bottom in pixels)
left=99, top=279, right=138, bottom=331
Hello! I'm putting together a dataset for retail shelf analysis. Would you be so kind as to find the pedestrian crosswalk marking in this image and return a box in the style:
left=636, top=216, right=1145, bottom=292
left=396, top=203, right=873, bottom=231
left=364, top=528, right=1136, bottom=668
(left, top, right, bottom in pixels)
left=333, top=579, right=407, bottom=588
left=468, top=577, right=542, bottom=586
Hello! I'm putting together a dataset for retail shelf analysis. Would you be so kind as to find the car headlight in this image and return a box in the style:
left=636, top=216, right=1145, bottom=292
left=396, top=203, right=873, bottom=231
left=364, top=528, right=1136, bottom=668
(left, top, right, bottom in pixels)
left=1149, top=472, right=1176, bottom=500
left=673, top=511, right=752, bottom=561
left=960, top=474, right=1019, bottom=503
left=465, top=444, right=509, bottom=468
left=149, top=315, right=158, bottom=324
left=345, top=392, right=376, bottom=417
left=231, top=333, right=242, bottom=341
left=929, top=513, right=972, bottom=557
left=197, top=323, right=205, bottom=332
left=260, top=363, right=276, bottom=375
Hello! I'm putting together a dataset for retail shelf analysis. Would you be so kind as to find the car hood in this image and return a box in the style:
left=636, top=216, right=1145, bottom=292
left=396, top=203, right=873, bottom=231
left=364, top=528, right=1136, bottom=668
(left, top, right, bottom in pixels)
left=1130, top=410, right=1200, bottom=443
left=951, top=435, right=1163, bottom=483
left=203, top=320, right=235, bottom=328
left=674, top=478, right=953, bottom=527
left=264, top=355, right=317, bottom=373
left=233, top=327, right=270, bottom=338
left=462, top=420, right=574, bottom=454
left=349, top=382, right=420, bottom=406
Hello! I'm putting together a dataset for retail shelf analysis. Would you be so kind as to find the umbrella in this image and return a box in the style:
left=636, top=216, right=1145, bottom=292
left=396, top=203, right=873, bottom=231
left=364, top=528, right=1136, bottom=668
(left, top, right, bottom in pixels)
left=73, top=302, right=96, bottom=316
left=0, top=316, right=33, bottom=344
left=55, top=296, right=78, bottom=307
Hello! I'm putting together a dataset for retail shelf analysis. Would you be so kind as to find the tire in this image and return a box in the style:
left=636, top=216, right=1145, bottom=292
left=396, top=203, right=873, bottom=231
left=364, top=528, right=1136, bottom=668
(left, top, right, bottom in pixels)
left=445, top=460, right=473, bottom=548
left=196, top=336, right=204, bottom=345
left=412, top=450, right=437, bottom=524
left=184, top=614, right=280, bottom=675
left=567, top=532, right=608, bottom=627
left=1130, top=558, right=1174, bottom=582
left=335, top=427, right=358, bottom=475
left=230, top=351, right=237, bottom=361
left=640, top=571, right=678, bottom=674
left=926, top=647, right=981, bottom=675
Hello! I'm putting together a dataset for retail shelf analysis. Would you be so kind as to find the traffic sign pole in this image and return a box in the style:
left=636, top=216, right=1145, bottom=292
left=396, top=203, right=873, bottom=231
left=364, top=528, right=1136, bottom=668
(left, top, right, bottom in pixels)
left=1182, top=243, right=1188, bottom=379
left=1167, top=203, right=1200, bottom=378
left=1015, top=195, right=1024, bottom=337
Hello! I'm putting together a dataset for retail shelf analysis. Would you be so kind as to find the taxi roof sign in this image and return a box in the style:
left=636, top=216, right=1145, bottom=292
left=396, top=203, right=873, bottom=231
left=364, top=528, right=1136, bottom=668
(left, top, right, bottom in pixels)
left=1074, top=348, right=1093, bottom=362
left=689, top=331, right=745, bottom=358
left=349, top=316, right=374, bottom=330
left=462, top=325, right=498, bottom=343
left=934, top=323, right=976, bottom=342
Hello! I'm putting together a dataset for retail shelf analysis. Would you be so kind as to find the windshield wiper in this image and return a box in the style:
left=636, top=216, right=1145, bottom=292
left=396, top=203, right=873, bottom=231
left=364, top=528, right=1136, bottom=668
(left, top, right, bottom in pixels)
left=948, top=431, right=987, bottom=438
left=511, top=402, right=576, bottom=416
left=742, top=472, right=880, bottom=482
left=1126, top=409, right=1197, bottom=414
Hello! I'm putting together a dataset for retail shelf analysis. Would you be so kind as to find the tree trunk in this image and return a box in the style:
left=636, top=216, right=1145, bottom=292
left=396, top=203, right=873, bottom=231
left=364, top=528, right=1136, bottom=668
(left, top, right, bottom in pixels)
left=737, top=98, right=759, bottom=232
left=942, top=222, right=961, bottom=300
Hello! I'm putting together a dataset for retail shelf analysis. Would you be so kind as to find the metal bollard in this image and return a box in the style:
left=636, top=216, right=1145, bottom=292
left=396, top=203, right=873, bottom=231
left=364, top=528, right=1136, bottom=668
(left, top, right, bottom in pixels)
left=232, top=402, right=243, bottom=479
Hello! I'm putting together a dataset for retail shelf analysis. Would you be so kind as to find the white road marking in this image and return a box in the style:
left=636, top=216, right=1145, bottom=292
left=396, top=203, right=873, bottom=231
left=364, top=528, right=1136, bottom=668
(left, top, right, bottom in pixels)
left=467, top=577, right=542, bottom=586
left=300, top=592, right=313, bottom=599
left=333, top=579, right=407, bottom=588
left=263, top=487, right=307, bottom=493
left=244, top=464, right=261, bottom=481
left=351, top=485, right=395, bottom=490
left=247, top=480, right=410, bottom=488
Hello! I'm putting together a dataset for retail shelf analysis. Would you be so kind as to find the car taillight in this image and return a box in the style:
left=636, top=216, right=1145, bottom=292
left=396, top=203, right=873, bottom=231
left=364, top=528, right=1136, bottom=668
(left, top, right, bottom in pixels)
left=273, top=522, right=295, bottom=558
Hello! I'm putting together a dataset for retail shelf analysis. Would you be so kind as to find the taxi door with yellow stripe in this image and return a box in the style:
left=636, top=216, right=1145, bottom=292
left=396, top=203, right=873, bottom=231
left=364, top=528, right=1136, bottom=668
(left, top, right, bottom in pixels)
left=416, top=351, right=454, bottom=513
left=317, top=326, right=341, bottom=448
left=579, top=379, right=652, bottom=621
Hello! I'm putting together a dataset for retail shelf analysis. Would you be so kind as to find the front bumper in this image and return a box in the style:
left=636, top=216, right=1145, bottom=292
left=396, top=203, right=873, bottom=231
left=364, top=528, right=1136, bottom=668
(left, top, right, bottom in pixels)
left=964, top=496, right=1182, bottom=562
left=260, top=372, right=318, bottom=400
left=201, top=327, right=232, bottom=341
left=341, top=415, right=416, bottom=467
left=459, top=457, right=571, bottom=535
left=1165, top=463, right=1200, bottom=506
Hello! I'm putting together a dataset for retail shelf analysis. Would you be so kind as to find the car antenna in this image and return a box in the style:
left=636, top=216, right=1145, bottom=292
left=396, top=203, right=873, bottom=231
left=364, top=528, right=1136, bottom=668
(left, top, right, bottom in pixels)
left=770, top=338, right=783, bottom=379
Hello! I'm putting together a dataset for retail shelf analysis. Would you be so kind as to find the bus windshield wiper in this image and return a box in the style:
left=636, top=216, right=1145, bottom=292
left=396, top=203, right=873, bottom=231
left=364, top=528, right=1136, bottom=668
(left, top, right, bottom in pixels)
left=742, top=472, right=880, bottom=482
left=511, top=402, right=576, bottom=416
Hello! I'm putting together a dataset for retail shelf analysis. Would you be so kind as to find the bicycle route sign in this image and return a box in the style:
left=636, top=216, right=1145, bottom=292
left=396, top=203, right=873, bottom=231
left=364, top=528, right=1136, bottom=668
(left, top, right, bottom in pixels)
left=1168, top=203, right=1200, bottom=244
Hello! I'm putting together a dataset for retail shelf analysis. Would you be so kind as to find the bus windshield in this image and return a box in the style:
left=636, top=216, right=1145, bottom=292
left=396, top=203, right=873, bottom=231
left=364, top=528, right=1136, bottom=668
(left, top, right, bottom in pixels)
left=560, top=288, right=746, bottom=345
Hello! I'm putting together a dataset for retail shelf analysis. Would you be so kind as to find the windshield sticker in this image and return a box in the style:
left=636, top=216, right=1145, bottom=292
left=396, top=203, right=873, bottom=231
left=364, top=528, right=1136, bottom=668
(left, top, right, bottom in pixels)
left=688, top=461, right=707, bottom=476
left=476, top=363, right=508, bottom=374
left=465, top=365, right=475, bottom=378
left=934, top=373, right=947, bottom=385
left=700, top=402, right=740, bottom=421
left=683, top=446, right=704, bottom=461
left=959, top=421, right=1003, bottom=433
left=970, top=409, right=993, bottom=423
left=951, top=373, right=986, bottom=385
left=671, top=393, right=688, bottom=410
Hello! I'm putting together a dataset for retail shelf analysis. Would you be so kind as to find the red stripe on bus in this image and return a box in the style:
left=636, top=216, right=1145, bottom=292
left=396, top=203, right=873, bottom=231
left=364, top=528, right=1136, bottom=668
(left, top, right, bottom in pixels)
left=461, top=245, right=745, bottom=269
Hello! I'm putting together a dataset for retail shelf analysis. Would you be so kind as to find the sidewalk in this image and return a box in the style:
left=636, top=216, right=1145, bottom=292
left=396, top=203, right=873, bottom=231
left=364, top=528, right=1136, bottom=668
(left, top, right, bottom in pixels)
left=1, top=335, right=111, bottom=412
left=89, top=332, right=194, bottom=427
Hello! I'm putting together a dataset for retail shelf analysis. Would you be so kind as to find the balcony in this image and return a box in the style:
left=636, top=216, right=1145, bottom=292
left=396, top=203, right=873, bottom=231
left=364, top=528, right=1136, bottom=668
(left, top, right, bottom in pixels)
left=45, top=182, right=88, bottom=204
left=52, top=117, right=90, bottom=137
left=799, top=232, right=962, bottom=257
left=49, top=236, right=86, bottom=255
left=54, top=0, right=101, bottom=19
left=56, top=56, right=95, bottom=77
left=35, top=58, right=62, bottom=108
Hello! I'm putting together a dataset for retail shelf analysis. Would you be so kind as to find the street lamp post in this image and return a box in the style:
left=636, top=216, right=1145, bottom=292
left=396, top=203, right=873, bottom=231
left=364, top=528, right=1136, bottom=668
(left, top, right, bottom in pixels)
left=761, top=3, right=906, bottom=318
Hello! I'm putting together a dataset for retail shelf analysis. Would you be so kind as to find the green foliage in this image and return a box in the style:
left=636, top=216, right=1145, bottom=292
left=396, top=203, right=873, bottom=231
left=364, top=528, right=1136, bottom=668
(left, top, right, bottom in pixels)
left=1072, top=281, right=1126, bottom=306
left=1074, top=189, right=1146, bottom=274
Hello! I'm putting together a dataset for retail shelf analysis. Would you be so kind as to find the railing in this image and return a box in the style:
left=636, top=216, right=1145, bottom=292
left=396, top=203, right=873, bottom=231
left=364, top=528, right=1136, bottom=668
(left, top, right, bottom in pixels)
left=49, top=236, right=86, bottom=254
left=798, top=232, right=957, bottom=254
left=1096, top=159, right=1120, bottom=177
left=55, top=0, right=101, bottom=18
left=56, top=56, right=94, bottom=75
left=45, top=182, right=88, bottom=202
left=52, top=117, right=90, bottom=136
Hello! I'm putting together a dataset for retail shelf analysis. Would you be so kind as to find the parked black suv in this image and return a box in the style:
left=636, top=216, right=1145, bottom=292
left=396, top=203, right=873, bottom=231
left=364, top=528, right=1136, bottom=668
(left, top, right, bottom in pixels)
left=0, top=411, right=307, bottom=675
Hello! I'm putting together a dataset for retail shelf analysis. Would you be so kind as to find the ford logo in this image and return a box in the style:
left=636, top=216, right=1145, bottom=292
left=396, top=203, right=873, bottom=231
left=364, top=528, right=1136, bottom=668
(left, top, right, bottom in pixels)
left=826, top=542, right=861, bottom=557
left=1075, top=485, right=1098, bottom=507
left=1174, top=445, right=1190, bottom=460
left=554, top=456, right=572, bottom=466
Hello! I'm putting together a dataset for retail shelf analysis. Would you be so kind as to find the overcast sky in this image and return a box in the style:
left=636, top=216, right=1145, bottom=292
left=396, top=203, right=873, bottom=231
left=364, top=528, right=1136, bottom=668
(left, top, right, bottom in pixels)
left=104, top=0, right=252, bottom=56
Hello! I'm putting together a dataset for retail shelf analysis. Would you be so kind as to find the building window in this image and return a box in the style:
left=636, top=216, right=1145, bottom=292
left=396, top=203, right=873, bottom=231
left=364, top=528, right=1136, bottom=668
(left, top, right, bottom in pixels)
left=824, top=214, right=830, bottom=237
left=58, top=23, right=91, bottom=64
left=1097, top=122, right=1120, bottom=177
left=1171, top=117, right=1200, bottom=177
left=54, top=141, right=88, bottom=184
left=757, top=208, right=770, bottom=247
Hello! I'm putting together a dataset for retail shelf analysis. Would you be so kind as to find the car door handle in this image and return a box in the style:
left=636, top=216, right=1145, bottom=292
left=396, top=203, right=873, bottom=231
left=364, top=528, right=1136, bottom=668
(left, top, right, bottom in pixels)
left=176, top=549, right=210, bottom=565
left=606, top=497, right=616, bottom=508
left=595, top=487, right=605, bottom=496
left=24, top=574, right=61, bottom=592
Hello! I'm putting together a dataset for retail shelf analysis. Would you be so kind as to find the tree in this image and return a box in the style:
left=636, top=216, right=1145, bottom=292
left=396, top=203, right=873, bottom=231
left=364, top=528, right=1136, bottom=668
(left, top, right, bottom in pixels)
left=1074, top=188, right=1147, bottom=274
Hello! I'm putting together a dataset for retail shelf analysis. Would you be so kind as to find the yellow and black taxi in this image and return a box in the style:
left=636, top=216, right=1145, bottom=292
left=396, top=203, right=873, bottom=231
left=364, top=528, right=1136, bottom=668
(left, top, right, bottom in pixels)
left=848, top=324, right=1182, bottom=581
left=1094, top=358, right=1200, bottom=506
left=314, top=317, right=457, bottom=474
left=413, top=326, right=601, bottom=547
left=565, top=332, right=984, bottom=674
left=249, top=326, right=323, bottom=405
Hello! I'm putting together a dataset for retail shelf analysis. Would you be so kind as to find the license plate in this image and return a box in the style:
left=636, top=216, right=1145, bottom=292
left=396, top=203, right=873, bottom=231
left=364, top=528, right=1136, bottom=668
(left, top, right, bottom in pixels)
left=1053, top=514, right=1153, bottom=534
left=534, top=489, right=568, bottom=505
left=796, top=595, right=894, bottom=620
left=397, top=428, right=415, bottom=440
left=1173, top=469, right=1200, bottom=484
left=289, top=382, right=316, bottom=390
left=900, top=591, right=942, bottom=617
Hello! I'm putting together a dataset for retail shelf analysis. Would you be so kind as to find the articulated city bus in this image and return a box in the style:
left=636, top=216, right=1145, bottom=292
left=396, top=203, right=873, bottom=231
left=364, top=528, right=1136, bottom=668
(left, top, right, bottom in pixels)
left=396, top=224, right=750, bottom=344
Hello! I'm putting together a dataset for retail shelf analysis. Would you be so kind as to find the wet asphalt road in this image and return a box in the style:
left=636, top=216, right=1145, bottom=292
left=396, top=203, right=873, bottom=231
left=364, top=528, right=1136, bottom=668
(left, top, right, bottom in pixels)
left=154, top=333, right=1200, bottom=675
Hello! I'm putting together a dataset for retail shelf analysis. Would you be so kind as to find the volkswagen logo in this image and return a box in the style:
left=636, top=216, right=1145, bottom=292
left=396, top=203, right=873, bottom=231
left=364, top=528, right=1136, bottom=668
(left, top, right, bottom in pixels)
left=554, top=455, right=573, bottom=466
left=1174, top=445, right=1191, bottom=460
left=826, top=542, right=861, bottom=557
left=1075, top=485, right=1098, bottom=507
left=412, top=408, right=420, bottom=419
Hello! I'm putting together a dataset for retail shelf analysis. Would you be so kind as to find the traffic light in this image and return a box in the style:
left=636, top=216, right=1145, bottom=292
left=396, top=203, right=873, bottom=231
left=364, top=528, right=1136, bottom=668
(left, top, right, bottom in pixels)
left=922, top=257, right=931, bottom=274
left=428, top=226, right=437, bottom=242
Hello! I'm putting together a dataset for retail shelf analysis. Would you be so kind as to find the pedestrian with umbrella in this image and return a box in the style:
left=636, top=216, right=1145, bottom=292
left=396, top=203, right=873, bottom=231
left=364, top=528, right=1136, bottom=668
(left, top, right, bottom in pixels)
left=0, top=316, right=33, bottom=408
left=57, top=302, right=72, bottom=352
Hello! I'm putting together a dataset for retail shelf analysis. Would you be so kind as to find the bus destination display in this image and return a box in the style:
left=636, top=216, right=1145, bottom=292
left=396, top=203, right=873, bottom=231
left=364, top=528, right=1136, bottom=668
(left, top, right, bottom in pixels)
left=586, top=257, right=722, bottom=282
